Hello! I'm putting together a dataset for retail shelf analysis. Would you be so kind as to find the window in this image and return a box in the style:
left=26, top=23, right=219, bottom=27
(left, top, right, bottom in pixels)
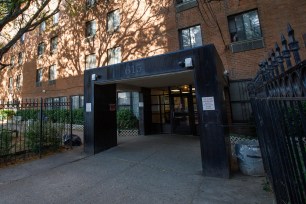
left=10, top=56, right=15, bottom=67
left=108, top=47, right=121, bottom=65
left=36, top=68, right=43, bottom=85
left=8, top=77, right=13, bottom=90
left=179, top=25, right=202, bottom=49
left=45, top=97, right=67, bottom=110
left=53, top=12, right=59, bottom=25
left=50, top=36, right=58, bottom=53
left=18, top=52, right=23, bottom=64
left=39, top=21, right=46, bottom=34
left=20, top=33, right=25, bottom=44
left=71, top=95, right=84, bottom=109
left=85, top=20, right=96, bottom=37
left=176, top=0, right=197, bottom=12
left=16, top=74, right=22, bottom=88
left=86, top=0, right=96, bottom=8
left=49, top=65, right=56, bottom=81
left=107, top=10, right=120, bottom=32
left=85, top=54, right=96, bottom=69
left=228, top=10, right=262, bottom=42
left=176, top=0, right=195, bottom=4
left=38, top=42, right=45, bottom=56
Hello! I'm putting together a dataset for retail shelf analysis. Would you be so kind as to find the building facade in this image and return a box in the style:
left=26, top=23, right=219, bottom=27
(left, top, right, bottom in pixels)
left=1, top=0, right=306, bottom=106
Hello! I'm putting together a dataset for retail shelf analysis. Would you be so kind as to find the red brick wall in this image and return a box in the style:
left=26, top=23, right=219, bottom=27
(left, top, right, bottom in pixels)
left=1, top=0, right=306, bottom=100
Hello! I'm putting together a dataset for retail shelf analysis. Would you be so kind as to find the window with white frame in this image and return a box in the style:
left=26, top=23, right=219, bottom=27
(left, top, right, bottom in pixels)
left=38, top=42, right=45, bottom=56
left=36, top=68, right=43, bottom=83
left=10, top=56, right=15, bottom=67
left=228, top=10, right=262, bottom=42
left=86, top=0, right=96, bottom=8
left=18, top=52, right=23, bottom=64
left=176, top=0, right=195, bottom=4
left=50, top=36, right=58, bottom=53
left=16, top=74, right=22, bottom=88
left=108, top=47, right=121, bottom=65
left=46, top=97, right=67, bottom=110
left=85, top=20, right=96, bottom=37
left=71, top=95, right=84, bottom=109
left=20, top=33, right=25, bottom=44
left=179, top=25, right=202, bottom=49
left=107, top=9, right=120, bottom=32
left=39, top=21, right=46, bottom=34
left=49, top=65, right=56, bottom=81
left=53, top=12, right=59, bottom=25
left=85, top=54, right=96, bottom=69
left=8, top=77, right=13, bottom=90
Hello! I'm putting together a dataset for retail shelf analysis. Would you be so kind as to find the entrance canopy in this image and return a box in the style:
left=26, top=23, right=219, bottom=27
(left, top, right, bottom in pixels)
left=96, top=70, right=194, bottom=88
left=84, top=45, right=231, bottom=178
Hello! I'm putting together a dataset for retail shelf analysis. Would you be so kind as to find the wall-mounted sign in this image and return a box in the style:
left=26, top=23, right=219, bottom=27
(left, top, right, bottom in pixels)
left=122, top=61, right=145, bottom=78
left=86, top=103, right=91, bottom=112
left=202, top=97, right=215, bottom=111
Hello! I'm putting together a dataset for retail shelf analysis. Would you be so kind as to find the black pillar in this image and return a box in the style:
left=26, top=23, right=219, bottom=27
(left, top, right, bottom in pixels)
left=194, top=45, right=230, bottom=178
left=139, top=88, right=152, bottom=135
left=93, top=84, right=117, bottom=153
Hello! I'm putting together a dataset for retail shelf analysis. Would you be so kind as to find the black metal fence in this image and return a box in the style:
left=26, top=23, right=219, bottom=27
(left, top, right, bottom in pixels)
left=0, top=98, right=84, bottom=166
left=249, top=24, right=306, bottom=204
left=228, top=79, right=256, bottom=137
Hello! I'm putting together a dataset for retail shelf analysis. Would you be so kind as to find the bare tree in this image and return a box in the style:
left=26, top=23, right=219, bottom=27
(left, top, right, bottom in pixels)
left=0, top=0, right=62, bottom=70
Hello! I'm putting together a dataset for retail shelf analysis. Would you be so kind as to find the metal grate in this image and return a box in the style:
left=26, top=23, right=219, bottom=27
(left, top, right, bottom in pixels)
left=117, top=129, right=138, bottom=137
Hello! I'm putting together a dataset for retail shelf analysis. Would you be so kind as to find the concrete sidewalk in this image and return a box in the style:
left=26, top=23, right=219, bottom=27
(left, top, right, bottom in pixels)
left=0, top=135, right=274, bottom=204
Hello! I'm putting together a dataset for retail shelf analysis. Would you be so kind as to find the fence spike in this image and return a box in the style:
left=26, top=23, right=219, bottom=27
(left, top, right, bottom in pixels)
left=267, top=54, right=275, bottom=79
left=281, top=34, right=292, bottom=69
left=271, top=49, right=279, bottom=77
left=287, top=23, right=301, bottom=64
left=275, top=42, right=285, bottom=74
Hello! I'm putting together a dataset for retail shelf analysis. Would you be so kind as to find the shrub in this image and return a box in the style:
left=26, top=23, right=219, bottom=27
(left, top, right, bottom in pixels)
left=15, top=109, right=39, bottom=120
left=117, top=109, right=138, bottom=129
left=0, top=129, right=13, bottom=156
left=0, top=110, right=15, bottom=120
left=72, top=108, right=84, bottom=125
left=25, top=122, right=64, bottom=153
left=15, top=108, right=84, bottom=125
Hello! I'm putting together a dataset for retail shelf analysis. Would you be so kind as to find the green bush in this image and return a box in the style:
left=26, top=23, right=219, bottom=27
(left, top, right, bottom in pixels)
left=117, top=109, right=138, bottom=129
left=0, top=129, right=13, bottom=156
left=72, top=108, right=84, bottom=125
left=25, top=122, right=64, bottom=153
left=0, top=110, right=15, bottom=120
left=15, top=108, right=84, bottom=125
left=15, top=109, right=39, bottom=120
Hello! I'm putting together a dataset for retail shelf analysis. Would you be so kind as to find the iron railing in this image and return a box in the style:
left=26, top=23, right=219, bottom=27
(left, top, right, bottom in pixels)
left=249, top=24, right=306, bottom=204
left=0, top=98, right=84, bottom=166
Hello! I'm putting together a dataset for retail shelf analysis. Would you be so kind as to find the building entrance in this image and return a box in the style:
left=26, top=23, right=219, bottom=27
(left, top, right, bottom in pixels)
left=171, top=94, right=192, bottom=134
left=84, top=45, right=231, bottom=178
left=150, top=86, right=197, bottom=135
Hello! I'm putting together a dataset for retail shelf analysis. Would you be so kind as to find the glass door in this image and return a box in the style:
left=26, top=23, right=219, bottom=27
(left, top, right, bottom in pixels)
left=171, top=95, right=191, bottom=134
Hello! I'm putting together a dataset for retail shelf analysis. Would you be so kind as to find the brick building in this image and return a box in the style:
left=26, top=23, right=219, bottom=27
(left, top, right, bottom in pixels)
left=1, top=0, right=306, bottom=110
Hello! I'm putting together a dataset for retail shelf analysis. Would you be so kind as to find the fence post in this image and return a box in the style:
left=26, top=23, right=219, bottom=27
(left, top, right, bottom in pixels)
left=275, top=42, right=285, bottom=74
left=70, top=96, right=73, bottom=149
left=39, top=98, right=43, bottom=159
left=271, top=50, right=279, bottom=77
left=281, top=34, right=292, bottom=68
left=287, top=24, right=301, bottom=65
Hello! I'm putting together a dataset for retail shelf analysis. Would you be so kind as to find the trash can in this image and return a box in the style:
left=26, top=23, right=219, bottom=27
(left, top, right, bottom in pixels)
left=235, top=140, right=265, bottom=176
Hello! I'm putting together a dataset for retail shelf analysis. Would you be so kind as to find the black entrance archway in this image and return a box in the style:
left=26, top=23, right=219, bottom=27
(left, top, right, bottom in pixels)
left=84, top=45, right=231, bottom=178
